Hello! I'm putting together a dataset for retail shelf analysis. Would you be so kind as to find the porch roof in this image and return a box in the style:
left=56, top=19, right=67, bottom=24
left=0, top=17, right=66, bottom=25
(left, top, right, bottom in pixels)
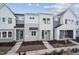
left=14, top=24, right=24, bottom=28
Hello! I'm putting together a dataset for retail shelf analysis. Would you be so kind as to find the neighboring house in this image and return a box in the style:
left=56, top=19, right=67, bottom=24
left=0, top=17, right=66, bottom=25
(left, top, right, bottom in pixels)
left=54, top=8, right=79, bottom=40
left=0, top=4, right=16, bottom=42
left=0, top=4, right=79, bottom=42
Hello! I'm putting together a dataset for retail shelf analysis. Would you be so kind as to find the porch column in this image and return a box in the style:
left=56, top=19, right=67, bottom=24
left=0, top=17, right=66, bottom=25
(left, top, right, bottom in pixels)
left=73, top=30, right=76, bottom=39
left=50, top=30, right=53, bottom=40
left=14, top=29, right=16, bottom=41
left=39, top=30, right=42, bottom=40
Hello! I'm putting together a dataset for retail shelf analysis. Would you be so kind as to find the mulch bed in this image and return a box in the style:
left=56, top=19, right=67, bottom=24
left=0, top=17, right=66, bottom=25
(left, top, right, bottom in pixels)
left=17, top=41, right=46, bottom=53
left=48, top=40, right=76, bottom=48
left=0, top=41, right=16, bottom=55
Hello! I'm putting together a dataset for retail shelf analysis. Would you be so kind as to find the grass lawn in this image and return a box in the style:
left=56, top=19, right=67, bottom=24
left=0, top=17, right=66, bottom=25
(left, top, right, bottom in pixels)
left=48, top=40, right=76, bottom=48
left=0, top=41, right=16, bottom=55
left=17, top=41, right=46, bottom=53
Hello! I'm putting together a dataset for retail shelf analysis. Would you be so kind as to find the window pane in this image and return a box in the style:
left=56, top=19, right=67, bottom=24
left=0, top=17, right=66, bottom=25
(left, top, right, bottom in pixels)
left=43, top=18, right=46, bottom=24
left=2, top=32, right=6, bottom=37
left=2, top=17, right=5, bottom=22
left=8, top=32, right=12, bottom=37
left=30, top=17, right=35, bottom=19
left=47, top=18, right=50, bottom=24
left=65, top=19, right=67, bottom=24
left=31, top=31, right=36, bottom=36
left=8, top=18, right=12, bottom=24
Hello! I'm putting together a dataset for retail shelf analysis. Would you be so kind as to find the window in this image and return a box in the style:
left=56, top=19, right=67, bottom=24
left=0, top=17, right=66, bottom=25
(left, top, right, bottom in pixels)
left=65, top=19, right=67, bottom=24
left=31, top=31, right=36, bottom=36
left=2, top=32, right=6, bottom=38
left=8, top=18, right=12, bottom=24
left=43, top=18, right=46, bottom=24
left=8, top=32, right=12, bottom=37
left=47, top=18, right=50, bottom=24
left=30, top=17, right=35, bottom=19
left=2, top=17, right=5, bottom=22
left=76, top=21, right=79, bottom=25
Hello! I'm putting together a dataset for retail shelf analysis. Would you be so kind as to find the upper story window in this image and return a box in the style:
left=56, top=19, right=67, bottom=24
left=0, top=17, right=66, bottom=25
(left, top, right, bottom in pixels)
left=76, top=21, right=79, bottom=25
left=2, top=17, right=5, bottom=22
left=30, top=17, right=35, bottom=20
left=43, top=18, right=50, bottom=24
left=43, top=18, right=46, bottom=24
left=47, top=18, right=50, bottom=24
left=8, top=18, right=12, bottom=24
left=65, top=19, right=67, bottom=24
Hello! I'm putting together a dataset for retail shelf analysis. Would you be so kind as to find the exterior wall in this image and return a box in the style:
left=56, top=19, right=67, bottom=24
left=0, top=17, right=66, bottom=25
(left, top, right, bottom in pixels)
left=0, top=5, right=16, bottom=42
left=24, top=14, right=40, bottom=41
left=0, top=5, right=15, bottom=29
left=55, top=9, right=77, bottom=40
left=24, top=24, right=39, bottom=41
left=24, top=14, right=39, bottom=24
left=39, top=14, right=53, bottom=40
left=0, top=29, right=15, bottom=42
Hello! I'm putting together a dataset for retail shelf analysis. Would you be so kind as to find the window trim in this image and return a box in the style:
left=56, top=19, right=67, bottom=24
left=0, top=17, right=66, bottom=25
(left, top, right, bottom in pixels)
left=2, top=32, right=7, bottom=38
left=31, top=31, right=36, bottom=36
left=2, top=17, right=5, bottom=22
left=8, top=18, right=12, bottom=24
left=47, top=18, right=50, bottom=24
left=8, top=32, right=12, bottom=38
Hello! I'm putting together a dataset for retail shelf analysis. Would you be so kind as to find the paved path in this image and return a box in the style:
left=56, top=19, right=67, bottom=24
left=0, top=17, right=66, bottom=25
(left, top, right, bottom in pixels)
left=6, top=42, right=22, bottom=55
left=42, top=41, right=54, bottom=50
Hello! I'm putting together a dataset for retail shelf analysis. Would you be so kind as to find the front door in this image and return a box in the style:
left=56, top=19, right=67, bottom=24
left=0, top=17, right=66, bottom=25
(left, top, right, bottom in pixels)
left=16, top=30, right=24, bottom=40
left=42, top=30, right=50, bottom=40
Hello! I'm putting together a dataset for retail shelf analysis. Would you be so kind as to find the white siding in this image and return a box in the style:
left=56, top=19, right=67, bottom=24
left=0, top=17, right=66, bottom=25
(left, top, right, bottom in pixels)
left=0, top=5, right=15, bottom=29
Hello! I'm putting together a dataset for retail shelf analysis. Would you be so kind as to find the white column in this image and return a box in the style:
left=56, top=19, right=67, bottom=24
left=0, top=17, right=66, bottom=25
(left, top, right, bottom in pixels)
left=50, top=30, right=53, bottom=40
left=14, top=29, right=16, bottom=41
left=73, top=30, right=76, bottom=39
left=39, top=30, right=42, bottom=40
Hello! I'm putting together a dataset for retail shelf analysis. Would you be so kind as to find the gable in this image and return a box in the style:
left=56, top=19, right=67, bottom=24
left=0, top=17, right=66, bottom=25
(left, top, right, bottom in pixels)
left=62, top=9, right=77, bottom=19
left=0, top=4, right=15, bottom=17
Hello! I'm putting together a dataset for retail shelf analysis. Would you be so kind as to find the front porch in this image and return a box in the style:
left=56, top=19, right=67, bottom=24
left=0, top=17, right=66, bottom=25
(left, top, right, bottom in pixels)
left=60, top=30, right=73, bottom=39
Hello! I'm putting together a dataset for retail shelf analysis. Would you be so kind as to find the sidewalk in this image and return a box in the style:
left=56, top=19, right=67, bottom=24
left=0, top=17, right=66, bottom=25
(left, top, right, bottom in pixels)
left=6, top=42, right=22, bottom=55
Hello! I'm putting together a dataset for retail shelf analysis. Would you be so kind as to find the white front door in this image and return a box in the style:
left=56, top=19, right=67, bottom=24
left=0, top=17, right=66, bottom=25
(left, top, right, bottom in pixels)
left=16, top=30, right=24, bottom=40
left=42, top=30, right=50, bottom=40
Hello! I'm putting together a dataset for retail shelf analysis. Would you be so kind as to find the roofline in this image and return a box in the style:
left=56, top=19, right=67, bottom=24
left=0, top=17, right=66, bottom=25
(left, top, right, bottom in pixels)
left=56, top=8, right=78, bottom=18
left=0, top=3, right=16, bottom=17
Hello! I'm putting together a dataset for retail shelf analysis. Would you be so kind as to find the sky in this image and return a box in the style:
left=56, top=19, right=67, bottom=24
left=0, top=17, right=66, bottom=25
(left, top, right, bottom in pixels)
left=3, top=3, right=79, bottom=16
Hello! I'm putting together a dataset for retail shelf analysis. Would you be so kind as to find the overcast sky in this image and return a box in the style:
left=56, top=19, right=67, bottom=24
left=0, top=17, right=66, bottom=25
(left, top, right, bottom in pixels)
left=3, top=3, right=79, bottom=16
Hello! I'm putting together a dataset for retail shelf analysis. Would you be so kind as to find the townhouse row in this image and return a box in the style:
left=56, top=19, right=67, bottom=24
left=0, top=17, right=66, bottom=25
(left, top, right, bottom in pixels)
left=0, top=4, right=79, bottom=42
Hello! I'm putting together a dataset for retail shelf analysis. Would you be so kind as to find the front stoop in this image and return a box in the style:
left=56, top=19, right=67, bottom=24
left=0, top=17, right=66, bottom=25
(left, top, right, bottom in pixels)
left=6, top=42, right=22, bottom=55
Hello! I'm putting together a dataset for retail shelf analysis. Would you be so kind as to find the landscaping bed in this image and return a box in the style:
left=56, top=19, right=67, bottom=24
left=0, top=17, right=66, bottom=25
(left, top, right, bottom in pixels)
left=48, top=40, right=76, bottom=48
left=17, top=41, right=46, bottom=53
left=73, top=38, right=79, bottom=43
left=0, top=41, right=16, bottom=55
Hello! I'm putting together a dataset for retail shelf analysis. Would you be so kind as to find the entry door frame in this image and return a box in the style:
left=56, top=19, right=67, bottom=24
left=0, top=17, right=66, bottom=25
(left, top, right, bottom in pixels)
left=42, top=30, right=50, bottom=40
left=16, top=29, right=24, bottom=41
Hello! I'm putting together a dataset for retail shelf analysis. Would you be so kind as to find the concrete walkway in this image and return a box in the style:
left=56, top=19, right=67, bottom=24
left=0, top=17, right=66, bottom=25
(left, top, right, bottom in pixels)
left=6, top=42, right=22, bottom=55
left=43, top=41, right=54, bottom=50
